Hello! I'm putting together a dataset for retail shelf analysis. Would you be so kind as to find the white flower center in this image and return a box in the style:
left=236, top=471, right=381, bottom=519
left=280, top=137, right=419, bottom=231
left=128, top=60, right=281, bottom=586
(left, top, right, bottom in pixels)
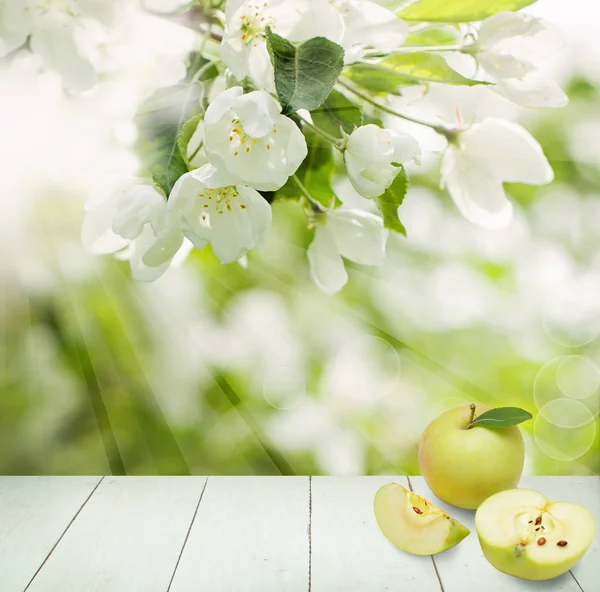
left=238, top=2, right=273, bottom=46
left=195, top=186, right=247, bottom=226
left=227, top=117, right=277, bottom=158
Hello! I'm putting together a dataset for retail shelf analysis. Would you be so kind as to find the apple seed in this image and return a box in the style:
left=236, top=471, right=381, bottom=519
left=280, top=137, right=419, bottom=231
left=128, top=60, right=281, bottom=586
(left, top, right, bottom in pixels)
left=537, top=538, right=546, bottom=546
left=412, top=506, right=423, bottom=514
left=557, top=540, right=568, bottom=547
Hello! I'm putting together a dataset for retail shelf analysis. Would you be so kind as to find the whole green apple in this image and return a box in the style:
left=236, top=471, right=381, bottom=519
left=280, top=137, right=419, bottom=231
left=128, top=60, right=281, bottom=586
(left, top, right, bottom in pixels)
left=418, top=405, right=525, bottom=509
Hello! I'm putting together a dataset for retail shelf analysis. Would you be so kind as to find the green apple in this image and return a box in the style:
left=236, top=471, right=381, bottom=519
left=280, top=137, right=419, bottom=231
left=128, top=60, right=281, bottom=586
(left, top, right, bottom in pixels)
left=418, top=405, right=525, bottom=509
left=475, top=488, right=595, bottom=580
left=374, top=482, right=470, bottom=555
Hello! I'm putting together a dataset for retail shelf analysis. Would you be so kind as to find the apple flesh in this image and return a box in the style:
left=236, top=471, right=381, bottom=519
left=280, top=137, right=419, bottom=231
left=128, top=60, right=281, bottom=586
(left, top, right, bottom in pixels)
left=475, top=488, right=595, bottom=580
left=418, top=405, right=525, bottom=509
left=374, top=482, right=470, bottom=555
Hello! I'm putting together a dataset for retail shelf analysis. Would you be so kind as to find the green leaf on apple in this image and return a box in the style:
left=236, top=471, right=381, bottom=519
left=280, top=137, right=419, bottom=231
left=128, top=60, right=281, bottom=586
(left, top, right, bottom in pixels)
left=469, top=407, right=532, bottom=429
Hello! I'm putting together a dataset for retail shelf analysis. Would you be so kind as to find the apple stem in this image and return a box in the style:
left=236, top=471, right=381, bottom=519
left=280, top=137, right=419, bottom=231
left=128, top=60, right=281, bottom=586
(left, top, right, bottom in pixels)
left=467, top=404, right=476, bottom=428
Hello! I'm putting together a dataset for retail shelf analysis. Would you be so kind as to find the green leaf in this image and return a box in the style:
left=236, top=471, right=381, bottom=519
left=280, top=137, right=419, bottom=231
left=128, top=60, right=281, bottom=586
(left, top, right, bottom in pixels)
left=177, top=113, right=204, bottom=167
left=375, top=168, right=408, bottom=236
left=348, top=53, right=485, bottom=91
left=277, top=127, right=338, bottom=208
left=135, top=82, right=204, bottom=196
left=266, top=28, right=344, bottom=113
left=344, top=64, right=411, bottom=96
left=468, top=407, right=533, bottom=429
left=399, top=0, right=538, bottom=22
left=311, top=90, right=362, bottom=138
left=405, top=25, right=461, bottom=47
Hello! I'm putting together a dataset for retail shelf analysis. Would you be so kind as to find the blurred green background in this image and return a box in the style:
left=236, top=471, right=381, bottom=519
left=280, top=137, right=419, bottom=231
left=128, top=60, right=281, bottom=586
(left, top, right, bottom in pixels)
left=1, top=0, right=600, bottom=478
left=1, top=74, right=599, bottom=477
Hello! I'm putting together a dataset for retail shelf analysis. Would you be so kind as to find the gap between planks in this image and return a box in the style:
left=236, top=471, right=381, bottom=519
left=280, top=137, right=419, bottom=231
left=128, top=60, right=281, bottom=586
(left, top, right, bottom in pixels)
left=569, top=570, right=585, bottom=592
left=166, top=476, right=210, bottom=592
left=308, top=476, right=312, bottom=592
left=407, top=476, right=445, bottom=592
left=23, top=476, right=105, bottom=592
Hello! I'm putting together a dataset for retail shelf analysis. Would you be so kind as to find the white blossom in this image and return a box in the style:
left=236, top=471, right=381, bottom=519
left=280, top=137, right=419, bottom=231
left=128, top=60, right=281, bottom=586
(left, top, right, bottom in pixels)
left=334, top=0, right=409, bottom=63
left=441, top=118, right=554, bottom=229
left=344, top=124, right=420, bottom=199
left=167, top=164, right=272, bottom=264
left=219, top=0, right=408, bottom=88
left=474, top=11, right=567, bottom=109
left=0, top=0, right=125, bottom=91
left=307, top=209, right=388, bottom=294
left=81, top=177, right=186, bottom=281
left=204, top=86, right=307, bottom=191
left=220, top=0, right=343, bottom=89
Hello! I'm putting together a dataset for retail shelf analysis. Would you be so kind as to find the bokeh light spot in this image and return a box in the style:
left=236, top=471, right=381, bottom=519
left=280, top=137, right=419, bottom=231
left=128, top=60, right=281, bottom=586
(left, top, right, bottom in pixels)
left=534, top=400, right=596, bottom=461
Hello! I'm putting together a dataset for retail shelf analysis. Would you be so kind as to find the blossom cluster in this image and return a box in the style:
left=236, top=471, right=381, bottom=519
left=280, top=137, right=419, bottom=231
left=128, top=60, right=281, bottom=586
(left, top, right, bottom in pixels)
left=0, top=0, right=565, bottom=293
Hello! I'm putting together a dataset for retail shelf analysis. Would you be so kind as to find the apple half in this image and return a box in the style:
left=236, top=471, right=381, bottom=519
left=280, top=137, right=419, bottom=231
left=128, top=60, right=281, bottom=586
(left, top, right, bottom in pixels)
left=374, top=482, right=470, bottom=555
left=475, top=488, right=595, bottom=580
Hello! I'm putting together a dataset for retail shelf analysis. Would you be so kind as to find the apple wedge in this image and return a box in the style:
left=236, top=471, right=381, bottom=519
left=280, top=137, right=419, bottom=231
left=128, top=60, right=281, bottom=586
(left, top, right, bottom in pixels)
left=374, top=482, right=470, bottom=555
left=475, top=488, right=595, bottom=580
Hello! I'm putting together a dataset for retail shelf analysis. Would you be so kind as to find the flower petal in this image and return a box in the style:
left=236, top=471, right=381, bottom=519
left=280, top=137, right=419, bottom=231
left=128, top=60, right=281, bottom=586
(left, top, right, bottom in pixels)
left=204, top=86, right=242, bottom=128
left=270, top=0, right=344, bottom=44
left=441, top=146, right=513, bottom=229
left=307, top=225, right=348, bottom=294
left=232, top=90, right=281, bottom=138
left=493, top=76, right=568, bottom=109
left=345, top=152, right=387, bottom=199
left=142, top=221, right=184, bottom=267
left=341, top=0, right=408, bottom=62
left=478, top=12, right=545, bottom=49
left=0, top=2, right=32, bottom=57
left=280, top=115, right=308, bottom=176
left=112, top=184, right=166, bottom=239
left=476, top=52, right=533, bottom=80
left=208, top=186, right=272, bottom=263
left=390, top=129, right=421, bottom=165
left=129, top=226, right=172, bottom=281
left=462, top=118, right=553, bottom=185
left=347, top=124, right=395, bottom=164
left=329, top=209, right=388, bottom=266
left=344, top=125, right=415, bottom=199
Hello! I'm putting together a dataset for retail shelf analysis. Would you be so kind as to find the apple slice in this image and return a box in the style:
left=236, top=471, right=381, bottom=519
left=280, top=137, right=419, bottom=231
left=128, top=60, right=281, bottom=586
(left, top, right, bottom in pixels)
left=374, top=482, right=470, bottom=555
left=475, top=488, right=595, bottom=580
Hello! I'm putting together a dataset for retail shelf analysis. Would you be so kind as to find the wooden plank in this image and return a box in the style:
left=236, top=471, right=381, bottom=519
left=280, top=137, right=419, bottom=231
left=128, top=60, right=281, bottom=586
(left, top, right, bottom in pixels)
left=169, top=476, right=309, bottom=592
left=0, top=476, right=101, bottom=592
left=520, top=476, right=600, bottom=592
left=27, top=476, right=206, bottom=592
left=311, top=476, right=443, bottom=592
left=409, top=476, right=590, bottom=592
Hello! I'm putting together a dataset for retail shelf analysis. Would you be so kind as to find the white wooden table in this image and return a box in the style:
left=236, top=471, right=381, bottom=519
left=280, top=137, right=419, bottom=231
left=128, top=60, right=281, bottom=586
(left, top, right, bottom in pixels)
left=0, top=476, right=597, bottom=591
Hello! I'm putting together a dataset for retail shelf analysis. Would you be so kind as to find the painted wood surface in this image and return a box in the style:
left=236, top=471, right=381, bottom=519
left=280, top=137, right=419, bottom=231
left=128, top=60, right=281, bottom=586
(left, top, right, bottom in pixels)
left=169, top=476, right=309, bottom=592
left=25, top=476, right=206, bottom=592
left=311, top=476, right=444, bottom=592
left=0, top=476, right=101, bottom=592
left=0, top=476, right=597, bottom=591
